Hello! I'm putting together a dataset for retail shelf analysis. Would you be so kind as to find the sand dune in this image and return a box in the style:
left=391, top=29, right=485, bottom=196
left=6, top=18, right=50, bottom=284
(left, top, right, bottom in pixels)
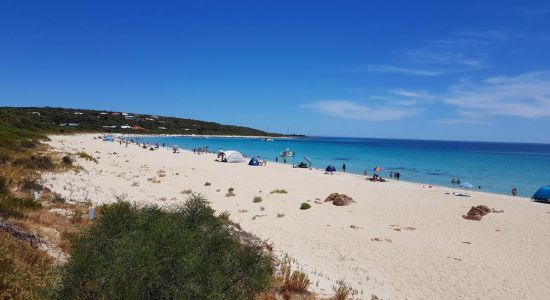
left=43, top=134, right=550, bottom=299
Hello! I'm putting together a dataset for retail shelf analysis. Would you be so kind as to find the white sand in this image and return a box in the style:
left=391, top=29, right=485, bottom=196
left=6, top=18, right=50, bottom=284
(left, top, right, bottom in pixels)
left=43, top=134, right=550, bottom=299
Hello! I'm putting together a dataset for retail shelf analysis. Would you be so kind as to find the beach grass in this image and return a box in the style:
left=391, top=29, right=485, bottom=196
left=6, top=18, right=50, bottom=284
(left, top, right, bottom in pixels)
left=270, top=189, right=288, bottom=194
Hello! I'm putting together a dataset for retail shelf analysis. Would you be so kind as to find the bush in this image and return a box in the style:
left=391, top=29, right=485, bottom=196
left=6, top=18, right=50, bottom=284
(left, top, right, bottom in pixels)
left=270, top=189, right=288, bottom=194
left=13, top=155, right=54, bottom=170
left=300, top=203, right=311, bottom=210
left=62, top=155, right=73, bottom=165
left=19, top=139, right=39, bottom=149
left=76, top=152, right=98, bottom=163
left=278, top=257, right=310, bottom=295
left=19, top=179, right=44, bottom=192
left=58, top=195, right=272, bottom=299
left=0, top=231, right=59, bottom=299
left=0, top=176, right=7, bottom=195
left=0, top=197, right=41, bottom=218
left=0, top=149, right=11, bottom=164
left=253, top=196, right=263, bottom=203
left=333, top=279, right=353, bottom=300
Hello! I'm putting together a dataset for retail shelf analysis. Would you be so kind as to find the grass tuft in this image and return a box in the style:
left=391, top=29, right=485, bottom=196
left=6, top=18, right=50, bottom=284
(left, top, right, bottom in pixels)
left=333, top=279, right=353, bottom=300
left=270, top=189, right=288, bottom=194
left=300, top=203, right=311, bottom=210
left=76, top=151, right=98, bottom=163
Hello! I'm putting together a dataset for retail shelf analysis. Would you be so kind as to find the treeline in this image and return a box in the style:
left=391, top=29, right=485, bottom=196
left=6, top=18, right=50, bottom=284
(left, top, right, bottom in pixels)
left=0, top=106, right=284, bottom=136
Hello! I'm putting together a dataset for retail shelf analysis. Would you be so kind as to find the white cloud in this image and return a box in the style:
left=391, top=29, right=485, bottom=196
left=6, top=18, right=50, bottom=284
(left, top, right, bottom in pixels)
left=360, top=65, right=445, bottom=76
left=357, top=30, right=510, bottom=76
left=391, top=89, right=436, bottom=100
left=303, top=100, right=418, bottom=121
left=444, top=71, right=550, bottom=119
left=433, top=118, right=489, bottom=125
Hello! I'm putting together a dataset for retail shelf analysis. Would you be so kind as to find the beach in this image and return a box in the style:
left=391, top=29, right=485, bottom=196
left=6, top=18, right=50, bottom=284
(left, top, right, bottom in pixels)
left=43, top=134, right=550, bottom=299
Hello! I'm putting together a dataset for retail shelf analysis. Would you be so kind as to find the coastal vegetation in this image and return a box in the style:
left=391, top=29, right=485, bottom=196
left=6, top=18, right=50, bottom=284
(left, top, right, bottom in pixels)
left=300, top=203, right=311, bottom=210
left=270, top=189, right=288, bottom=194
left=58, top=196, right=272, bottom=299
left=0, top=106, right=285, bottom=136
left=0, top=107, right=352, bottom=299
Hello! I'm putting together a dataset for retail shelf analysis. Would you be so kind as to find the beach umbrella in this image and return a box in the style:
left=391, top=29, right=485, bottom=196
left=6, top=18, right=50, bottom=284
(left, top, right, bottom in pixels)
left=373, top=166, right=383, bottom=172
left=459, top=182, right=475, bottom=189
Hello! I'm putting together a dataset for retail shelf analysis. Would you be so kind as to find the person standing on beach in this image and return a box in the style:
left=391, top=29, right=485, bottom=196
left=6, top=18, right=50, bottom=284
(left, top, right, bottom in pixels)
left=275, top=157, right=278, bottom=163
left=342, top=163, right=346, bottom=172
left=512, top=187, right=518, bottom=196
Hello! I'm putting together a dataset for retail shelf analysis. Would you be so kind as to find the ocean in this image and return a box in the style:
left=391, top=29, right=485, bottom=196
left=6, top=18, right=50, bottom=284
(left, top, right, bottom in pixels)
left=139, top=136, right=550, bottom=198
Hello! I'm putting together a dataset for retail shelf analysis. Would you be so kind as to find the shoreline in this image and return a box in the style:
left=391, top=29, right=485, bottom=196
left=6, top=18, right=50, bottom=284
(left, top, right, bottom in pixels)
left=101, top=133, right=531, bottom=200
left=99, top=133, right=300, bottom=139
left=42, top=134, right=550, bottom=299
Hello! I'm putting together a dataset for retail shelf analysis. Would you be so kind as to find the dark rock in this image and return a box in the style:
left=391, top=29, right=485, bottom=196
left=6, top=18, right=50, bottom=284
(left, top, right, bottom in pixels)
left=462, top=205, right=491, bottom=221
left=324, top=193, right=355, bottom=206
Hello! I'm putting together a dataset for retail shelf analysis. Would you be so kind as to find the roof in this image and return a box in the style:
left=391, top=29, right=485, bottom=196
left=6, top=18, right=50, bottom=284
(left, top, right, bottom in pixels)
left=532, top=186, right=550, bottom=201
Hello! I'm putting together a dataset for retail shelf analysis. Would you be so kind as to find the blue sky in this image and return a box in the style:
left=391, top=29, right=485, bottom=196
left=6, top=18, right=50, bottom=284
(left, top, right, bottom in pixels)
left=1, top=0, right=550, bottom=142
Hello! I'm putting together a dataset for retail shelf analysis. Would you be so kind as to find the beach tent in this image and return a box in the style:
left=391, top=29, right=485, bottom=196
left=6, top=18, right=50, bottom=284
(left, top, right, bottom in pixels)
left=248, top=157, right=260, bottom=166
left=222, top=150, right=246, bottom=163
left=373, top=166, right=383, bottom=172
left=325, top=165, right=336, bottom=172
left=532, top=186, right=550, bottom=202
left=460, top=182, right=475, bottom=189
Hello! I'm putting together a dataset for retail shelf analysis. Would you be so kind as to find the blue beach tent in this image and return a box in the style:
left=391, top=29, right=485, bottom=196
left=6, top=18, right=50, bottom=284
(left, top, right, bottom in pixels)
left=325, top=165, right=336, bottom=172
left=248, top=157, right=260, bottom=166
left=532, top=186, right=550, bottom=202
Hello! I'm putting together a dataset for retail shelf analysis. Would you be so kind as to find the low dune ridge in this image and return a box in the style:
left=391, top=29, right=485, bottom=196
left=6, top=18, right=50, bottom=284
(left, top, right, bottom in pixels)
left=42, top=134, right=550, bottom=299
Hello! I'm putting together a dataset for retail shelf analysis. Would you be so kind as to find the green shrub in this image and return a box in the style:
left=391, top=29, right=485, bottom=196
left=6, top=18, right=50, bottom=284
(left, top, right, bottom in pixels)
left=0, top=201, right=24, bottom=219
left=59, top=195, right=272, bottom=299
left=253, top=196, right=262, bottom=203
left=0, top=197, right=41, bottom=218
left=13, top=155, right=53, bottom=170
left=19, top=139, right=39, bottom=149
left=270, top=189, right=288, bottom=194
left=300, top=203, right=311, bottom=210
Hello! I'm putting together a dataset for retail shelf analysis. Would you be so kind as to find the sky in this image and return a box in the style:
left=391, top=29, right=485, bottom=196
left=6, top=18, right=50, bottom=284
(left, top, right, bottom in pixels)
left=1, top=0, right=550, bottom=143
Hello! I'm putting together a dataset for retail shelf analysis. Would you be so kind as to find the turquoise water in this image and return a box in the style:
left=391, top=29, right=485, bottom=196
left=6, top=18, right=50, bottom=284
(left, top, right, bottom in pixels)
left=138, top=136, right=550, bottom=198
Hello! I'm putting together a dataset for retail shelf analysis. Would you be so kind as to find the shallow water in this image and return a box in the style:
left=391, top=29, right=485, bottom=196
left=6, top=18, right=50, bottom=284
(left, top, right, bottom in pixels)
left=139, top=136, right=550, bottom=197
